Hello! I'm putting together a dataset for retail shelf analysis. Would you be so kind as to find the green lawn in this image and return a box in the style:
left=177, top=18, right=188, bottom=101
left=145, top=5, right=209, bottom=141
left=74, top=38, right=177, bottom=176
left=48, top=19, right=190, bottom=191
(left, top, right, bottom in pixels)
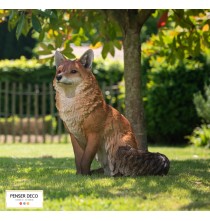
left=0, top=143, right=209, bottom=211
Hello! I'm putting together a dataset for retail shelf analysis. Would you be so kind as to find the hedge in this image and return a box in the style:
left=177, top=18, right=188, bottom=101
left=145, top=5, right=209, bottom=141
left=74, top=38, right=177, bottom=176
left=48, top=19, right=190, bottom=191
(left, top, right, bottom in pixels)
left=144, top=55, right=210, bottom=144
left=0, top=56, right=123, bottom=85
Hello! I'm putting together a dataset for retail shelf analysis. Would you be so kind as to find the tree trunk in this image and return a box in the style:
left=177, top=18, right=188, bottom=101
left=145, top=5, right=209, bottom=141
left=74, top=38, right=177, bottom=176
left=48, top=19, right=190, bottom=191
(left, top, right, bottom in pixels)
left=123, top=27, right=147, bottom=152
left=105, top=9, right=154, bottom=152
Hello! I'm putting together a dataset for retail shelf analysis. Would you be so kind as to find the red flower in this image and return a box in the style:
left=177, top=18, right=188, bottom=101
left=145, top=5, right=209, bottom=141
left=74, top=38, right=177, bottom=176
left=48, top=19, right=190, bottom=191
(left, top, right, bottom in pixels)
left=157, top=11, right=168, bottom=28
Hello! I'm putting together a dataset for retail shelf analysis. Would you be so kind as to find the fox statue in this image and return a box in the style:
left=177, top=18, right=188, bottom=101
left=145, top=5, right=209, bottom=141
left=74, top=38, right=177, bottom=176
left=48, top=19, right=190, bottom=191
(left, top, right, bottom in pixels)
left=53, top=49, right=170, bottom=176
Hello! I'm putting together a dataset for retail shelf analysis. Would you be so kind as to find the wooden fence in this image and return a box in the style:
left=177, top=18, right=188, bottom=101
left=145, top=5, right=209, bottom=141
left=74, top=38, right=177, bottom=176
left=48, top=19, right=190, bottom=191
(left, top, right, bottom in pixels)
left=0, top=81, right=122, bottom=143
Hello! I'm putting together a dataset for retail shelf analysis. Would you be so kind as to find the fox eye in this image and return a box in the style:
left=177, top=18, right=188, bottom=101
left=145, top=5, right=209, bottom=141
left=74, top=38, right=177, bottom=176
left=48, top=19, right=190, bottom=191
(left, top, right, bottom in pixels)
left=57, top=70, right=62, bottom=74
left=71, top=70, right=77, bottom=74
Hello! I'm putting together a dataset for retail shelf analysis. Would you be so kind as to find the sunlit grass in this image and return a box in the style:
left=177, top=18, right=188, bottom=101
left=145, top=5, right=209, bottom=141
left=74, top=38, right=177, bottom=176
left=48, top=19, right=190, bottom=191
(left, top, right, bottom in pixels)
left=0, top=143, right=209, bottom=211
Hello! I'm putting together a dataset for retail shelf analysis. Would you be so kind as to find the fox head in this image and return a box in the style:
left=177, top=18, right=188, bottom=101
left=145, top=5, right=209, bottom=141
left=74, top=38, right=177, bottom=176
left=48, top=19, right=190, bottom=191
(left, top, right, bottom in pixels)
left=54, top=49, right=94, bottom=86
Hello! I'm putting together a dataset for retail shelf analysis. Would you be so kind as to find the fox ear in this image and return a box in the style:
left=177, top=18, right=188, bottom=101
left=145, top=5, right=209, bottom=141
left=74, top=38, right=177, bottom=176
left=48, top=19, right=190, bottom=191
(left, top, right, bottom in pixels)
left=79, top=49, right=94, bottom=69
left=55, top=51, right=66, bottom=68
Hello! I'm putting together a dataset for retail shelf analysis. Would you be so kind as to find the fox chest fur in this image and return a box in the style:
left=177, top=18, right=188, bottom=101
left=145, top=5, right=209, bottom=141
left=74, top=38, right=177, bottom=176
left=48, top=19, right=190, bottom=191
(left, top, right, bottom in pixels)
left=54, top=76, right=104, bottom=149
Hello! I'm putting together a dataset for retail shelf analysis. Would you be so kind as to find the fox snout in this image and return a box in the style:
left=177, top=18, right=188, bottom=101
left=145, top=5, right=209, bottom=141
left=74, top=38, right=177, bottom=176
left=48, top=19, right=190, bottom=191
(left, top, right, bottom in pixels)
left=56, top=75, right=62, bottom=81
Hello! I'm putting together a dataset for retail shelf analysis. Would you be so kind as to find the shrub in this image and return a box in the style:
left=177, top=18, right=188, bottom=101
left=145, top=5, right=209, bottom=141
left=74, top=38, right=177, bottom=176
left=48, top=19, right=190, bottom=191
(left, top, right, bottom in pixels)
left=187, top=85, right=210, bottom=148
left=187, top=124, right=210, bottom=148
left=143, top=55, right=210, bottom=144
left=193, top=84, right=210, bottom=124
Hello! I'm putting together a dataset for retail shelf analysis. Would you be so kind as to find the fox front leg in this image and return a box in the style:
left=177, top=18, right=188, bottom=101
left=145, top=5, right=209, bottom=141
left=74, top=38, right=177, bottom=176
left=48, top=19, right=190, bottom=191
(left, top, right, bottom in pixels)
left=70, top=133, right=84, bottom=174
left=80, top=133, right=99, bottom=175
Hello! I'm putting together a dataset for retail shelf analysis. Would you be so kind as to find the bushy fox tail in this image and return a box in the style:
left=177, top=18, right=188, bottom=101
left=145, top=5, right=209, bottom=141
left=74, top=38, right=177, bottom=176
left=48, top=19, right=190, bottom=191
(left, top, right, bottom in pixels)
left=115, top=146, right=170, bottom=176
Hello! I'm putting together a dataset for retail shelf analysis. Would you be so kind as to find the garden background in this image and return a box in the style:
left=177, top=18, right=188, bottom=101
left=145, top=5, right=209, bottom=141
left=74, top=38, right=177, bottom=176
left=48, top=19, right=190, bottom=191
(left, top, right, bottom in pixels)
left=0, top=9, right=209, bottom=211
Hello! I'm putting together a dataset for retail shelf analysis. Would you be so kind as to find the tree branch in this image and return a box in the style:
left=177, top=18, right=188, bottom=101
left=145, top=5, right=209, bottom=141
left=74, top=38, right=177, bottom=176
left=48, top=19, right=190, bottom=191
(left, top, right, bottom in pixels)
left=103, top=9, right=155, bottom=32
left=137, top=9, right=156, bottom=28
left=102, top=9, right=128, bottom=29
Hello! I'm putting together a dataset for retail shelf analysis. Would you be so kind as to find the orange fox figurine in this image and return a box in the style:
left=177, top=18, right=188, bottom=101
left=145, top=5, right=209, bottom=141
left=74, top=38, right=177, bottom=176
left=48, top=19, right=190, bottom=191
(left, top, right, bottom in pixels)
left=53, top=49, right=170, bottom=176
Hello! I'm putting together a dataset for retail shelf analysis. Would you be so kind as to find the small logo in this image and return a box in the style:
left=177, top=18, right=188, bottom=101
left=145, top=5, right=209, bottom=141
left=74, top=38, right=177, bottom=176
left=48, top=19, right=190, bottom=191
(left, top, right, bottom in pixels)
left=6, top=190, right=43, bottom=208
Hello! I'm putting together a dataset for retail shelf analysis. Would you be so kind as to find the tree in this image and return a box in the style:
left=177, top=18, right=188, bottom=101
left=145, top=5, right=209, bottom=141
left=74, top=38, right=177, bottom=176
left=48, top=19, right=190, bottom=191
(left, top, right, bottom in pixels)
left=105, top=10, right=154, bottom=151
left=0, top=9, right=210, bottom=151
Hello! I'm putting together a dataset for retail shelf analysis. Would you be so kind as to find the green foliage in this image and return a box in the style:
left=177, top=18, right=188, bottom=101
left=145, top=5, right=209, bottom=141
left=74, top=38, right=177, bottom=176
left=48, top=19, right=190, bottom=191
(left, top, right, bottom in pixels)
left=16, top=13, right=25, bottom=39
left=0, top=56, right=41, bottom=70
left=187, top=85, right=210, bottom=148
left=0, top=9, right=123, bottom=65
left=1, top=9, right=210, bottom=65
left=193, top=84, right=210, bottom=124
left=187, top=124, right=210, bottom=148
left=141, top=20, right=210, bottom=144
left=0, top=57, right=54, bottom=84
left=143, top=54, right=210, bottom=144
left=31, top=14, right=42, bottom=33
left=140, top=15, right=158, bottom=43
left=152, top=9, right=210, bottom=63
left=93, top=58, right=123, bottom=85
left=2, top=9, right=210, bottom=65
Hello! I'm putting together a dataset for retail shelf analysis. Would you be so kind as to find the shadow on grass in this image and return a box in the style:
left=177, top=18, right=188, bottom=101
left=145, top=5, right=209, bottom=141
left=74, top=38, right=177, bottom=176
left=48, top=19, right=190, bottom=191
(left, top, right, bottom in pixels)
left=0, top=157, right=209, bottom=210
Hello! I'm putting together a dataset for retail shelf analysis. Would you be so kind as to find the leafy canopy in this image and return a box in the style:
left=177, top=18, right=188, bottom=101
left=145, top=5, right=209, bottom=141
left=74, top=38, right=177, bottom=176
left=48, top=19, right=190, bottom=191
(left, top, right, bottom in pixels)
left=143, top=9, right=210, bottom=64
left=0, top=9, right=122, bottom=65
left=0, top=9, right=210, bottom=65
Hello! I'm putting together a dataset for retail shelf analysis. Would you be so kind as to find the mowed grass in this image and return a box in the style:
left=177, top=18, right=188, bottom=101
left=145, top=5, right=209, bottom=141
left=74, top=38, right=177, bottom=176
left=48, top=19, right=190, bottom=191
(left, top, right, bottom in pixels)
left=0, top=143, right=209, bottom=211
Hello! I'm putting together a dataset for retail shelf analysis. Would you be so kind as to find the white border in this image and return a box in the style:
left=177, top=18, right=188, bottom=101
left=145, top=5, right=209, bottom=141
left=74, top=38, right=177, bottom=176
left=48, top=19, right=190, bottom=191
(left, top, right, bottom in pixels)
left=0, top=0, right=209, bottom=219
left=0, top=0, right=209, bottom=9
left=0, top=211, right=210, bottom=221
